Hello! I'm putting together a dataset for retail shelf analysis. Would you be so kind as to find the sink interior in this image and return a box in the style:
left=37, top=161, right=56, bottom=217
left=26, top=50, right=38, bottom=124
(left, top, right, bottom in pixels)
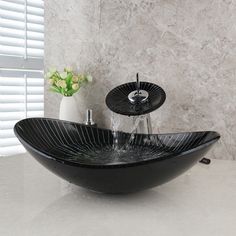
left=15, top=118, right=219, bottom=166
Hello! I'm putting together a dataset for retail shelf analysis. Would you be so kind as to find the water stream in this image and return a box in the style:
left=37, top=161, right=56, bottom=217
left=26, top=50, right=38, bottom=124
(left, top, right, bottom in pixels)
left=111, top=112, right=121, bottom=151
left=70, top=112, right=157, bottom=165
left=68, top=113, right=159, bottom=165
left=111, top=112, right=150, bottom=152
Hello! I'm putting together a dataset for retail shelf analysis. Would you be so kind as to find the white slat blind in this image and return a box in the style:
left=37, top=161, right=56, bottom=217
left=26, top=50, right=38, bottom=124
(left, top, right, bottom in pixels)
left=0, top=0, right=44, bottom=156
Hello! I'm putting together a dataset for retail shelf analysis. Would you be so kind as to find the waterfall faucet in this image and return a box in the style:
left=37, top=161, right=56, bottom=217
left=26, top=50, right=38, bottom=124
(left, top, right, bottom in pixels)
left=105, top=74, right=166, bottom=134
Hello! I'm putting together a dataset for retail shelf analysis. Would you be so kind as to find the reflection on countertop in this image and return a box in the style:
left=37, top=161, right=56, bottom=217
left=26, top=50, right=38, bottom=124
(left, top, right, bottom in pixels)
left=0, top=153, right=236, bottom=236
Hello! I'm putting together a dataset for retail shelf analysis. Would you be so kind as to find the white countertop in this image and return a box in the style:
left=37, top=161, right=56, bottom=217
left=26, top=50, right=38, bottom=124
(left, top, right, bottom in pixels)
left=0, top=153, right=236, bottom=236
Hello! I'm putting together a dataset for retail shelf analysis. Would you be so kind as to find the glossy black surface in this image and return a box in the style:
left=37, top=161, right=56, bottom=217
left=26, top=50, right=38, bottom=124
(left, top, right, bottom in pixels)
left=105, top=81, right=166, bottom=116
left=14, top=118, right=220, bottom=193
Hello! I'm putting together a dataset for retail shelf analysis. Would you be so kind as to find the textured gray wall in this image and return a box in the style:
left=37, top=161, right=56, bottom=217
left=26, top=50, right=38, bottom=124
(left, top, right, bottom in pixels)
left=45, top=0, right=236, bottom=160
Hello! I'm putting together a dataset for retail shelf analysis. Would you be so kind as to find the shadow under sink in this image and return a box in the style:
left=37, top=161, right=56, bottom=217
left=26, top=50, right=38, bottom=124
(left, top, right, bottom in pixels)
left=14, top=118, right=220, bottom=193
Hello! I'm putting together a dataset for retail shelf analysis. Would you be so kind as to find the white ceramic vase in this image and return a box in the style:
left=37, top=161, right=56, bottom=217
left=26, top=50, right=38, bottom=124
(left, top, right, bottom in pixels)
left=59, top=96, right=79, bottom=122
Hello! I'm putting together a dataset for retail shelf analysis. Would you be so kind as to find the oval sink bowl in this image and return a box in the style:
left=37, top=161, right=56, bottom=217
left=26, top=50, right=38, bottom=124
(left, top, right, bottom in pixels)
left=14, top=118, right=220, bottom=194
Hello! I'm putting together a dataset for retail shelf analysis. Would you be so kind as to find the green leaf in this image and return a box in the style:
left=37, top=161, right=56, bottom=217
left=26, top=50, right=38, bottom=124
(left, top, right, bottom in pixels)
left=66, top=72, right=73, bottom=90
left=50, top=87, right=61, bottom=94
left=51, top=85, right=60, bottom=92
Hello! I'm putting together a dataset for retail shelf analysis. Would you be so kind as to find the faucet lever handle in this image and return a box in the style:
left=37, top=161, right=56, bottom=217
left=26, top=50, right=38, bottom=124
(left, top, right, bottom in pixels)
left=136, top=73, right=140, bottom=94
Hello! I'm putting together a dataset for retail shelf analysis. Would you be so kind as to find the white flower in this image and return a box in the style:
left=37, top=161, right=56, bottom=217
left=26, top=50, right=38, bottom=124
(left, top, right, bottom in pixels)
left=57, top=80, right=67, bottom=88
left=49, top=68, right=57, bottom=74
left=60, top=72, right=67, bottom=79
left=72, top=76, right=79, bottom=83
left=64, top=67, right=72, bottom=72
left=49, top=79, right=54, bottom=85
left=72, top=83, right=79, bottom=90
left=46, top=72, right=52, bottom=78
left=87, top=75, right=93, bottom=82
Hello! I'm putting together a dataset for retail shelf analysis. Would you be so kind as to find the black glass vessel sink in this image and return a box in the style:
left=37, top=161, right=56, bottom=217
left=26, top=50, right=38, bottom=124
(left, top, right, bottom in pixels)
left=14, top=118, right=220, bottom=193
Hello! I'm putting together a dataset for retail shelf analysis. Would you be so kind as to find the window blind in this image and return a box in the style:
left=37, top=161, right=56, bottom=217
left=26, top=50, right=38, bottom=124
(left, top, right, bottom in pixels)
left=0, top=0, right=44, bottom=156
